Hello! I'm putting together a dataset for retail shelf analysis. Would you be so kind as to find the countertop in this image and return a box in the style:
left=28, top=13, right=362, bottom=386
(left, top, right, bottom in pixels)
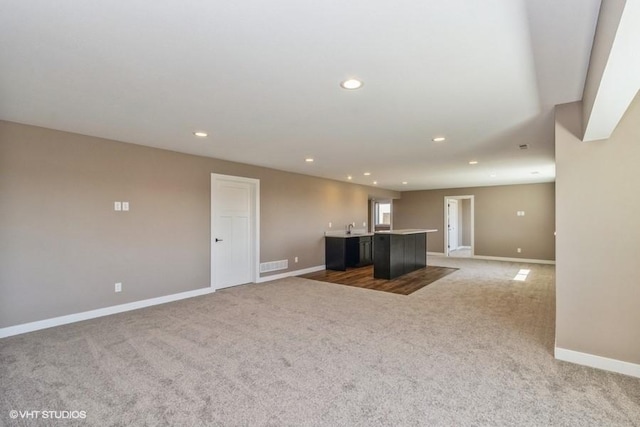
left=374, top=228, right=437, bottom=235
left=325, top=228, right=437, bottom=237
left=324, top=230, right=374, bottom=238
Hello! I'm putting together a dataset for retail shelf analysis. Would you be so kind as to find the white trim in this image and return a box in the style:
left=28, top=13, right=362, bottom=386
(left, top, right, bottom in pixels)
left=0, top=287, right=215, bottom=339
left=555, top=347, right=640, bottom=378
left=427, top=251, right=446, bottom=256
left=473, top=255, right=556, bottom=265
left=257, top=265, right=325, bottom=283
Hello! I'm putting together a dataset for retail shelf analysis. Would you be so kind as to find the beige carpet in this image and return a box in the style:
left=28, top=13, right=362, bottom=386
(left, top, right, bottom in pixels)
left=1, top=256, right=639, bottom=426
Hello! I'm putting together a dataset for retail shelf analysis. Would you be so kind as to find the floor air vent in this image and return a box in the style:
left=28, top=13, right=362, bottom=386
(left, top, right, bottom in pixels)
left=260, top=259, right=288, bottom=273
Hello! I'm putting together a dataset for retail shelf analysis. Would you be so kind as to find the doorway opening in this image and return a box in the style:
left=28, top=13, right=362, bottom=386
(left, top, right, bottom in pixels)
left=444, top=195, right=474, bottom=257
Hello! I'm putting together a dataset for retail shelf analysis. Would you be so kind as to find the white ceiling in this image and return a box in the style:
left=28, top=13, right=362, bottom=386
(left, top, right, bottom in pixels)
left=0, top=0, right=601, bottom=191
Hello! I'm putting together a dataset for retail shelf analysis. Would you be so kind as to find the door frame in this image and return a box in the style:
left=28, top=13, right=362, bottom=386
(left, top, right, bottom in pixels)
left=211, top=173, right=260, bottom=289
left=443, top=195, right=474, bottom=256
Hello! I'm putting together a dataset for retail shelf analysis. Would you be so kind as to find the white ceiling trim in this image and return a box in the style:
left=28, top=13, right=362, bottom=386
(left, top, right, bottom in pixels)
left=582, top=0, right=640, bottom=142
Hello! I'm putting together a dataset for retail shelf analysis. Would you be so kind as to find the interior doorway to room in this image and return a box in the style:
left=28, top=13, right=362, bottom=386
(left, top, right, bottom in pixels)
left=444, top=196, right=474, bottom=257
left=371, top=199, right=392, bottom=231
left=211, top=173, right=259, bottom=290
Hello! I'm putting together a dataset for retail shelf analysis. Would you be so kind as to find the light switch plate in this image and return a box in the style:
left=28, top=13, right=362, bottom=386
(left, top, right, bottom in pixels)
left=122, top=202, right=129, bottom=211
left=114, top=201, right=122, bottom=211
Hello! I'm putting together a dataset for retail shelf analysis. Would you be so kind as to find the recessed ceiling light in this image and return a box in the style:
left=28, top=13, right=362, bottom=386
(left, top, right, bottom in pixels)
left=305, top=158, right=314, bottom=163
left=432, top=137, right=446, bottom=142
left=490, top=173, right=497, bottom=178
left=373, top=181, right=378, bottom=185
left=347, top=175, right=352, bottom=180
left=193, top=131, right=208, bottom=137
left=402, top=181, right=408, bottom=185
left=469, top=160, right=479, bottom=165
left=340, top=79, right=363, bottom=90
left=363, top=172, right=371, bottom=176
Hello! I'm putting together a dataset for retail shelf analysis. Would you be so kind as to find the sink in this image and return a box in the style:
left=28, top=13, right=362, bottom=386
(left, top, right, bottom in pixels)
left=325, top=229, right=370, bottom=237
left=347, top=229, right=370, bottom=236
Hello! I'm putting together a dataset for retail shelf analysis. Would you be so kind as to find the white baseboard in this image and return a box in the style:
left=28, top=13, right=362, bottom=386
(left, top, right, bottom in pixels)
left=1, top=265, right=326, bottom=339
left=257, top=265, right=325, bottom=283
left=0, top=287, right=216, bottom=339
left=555, top=347, right=640, bottom=378
left=473, top=255, right=556, bottom=265
left=430, top=251, right=555, bottom=265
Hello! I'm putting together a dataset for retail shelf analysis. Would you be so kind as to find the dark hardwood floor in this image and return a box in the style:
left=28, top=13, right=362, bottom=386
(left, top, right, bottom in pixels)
left=299, top=265, right=457, bottom=295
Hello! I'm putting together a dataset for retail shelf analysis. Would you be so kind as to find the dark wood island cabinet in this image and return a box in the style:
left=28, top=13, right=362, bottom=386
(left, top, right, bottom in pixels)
left=373, top=229, right=436, bottom=279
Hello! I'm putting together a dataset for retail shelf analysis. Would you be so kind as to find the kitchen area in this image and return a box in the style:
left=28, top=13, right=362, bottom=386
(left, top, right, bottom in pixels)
left=324, top=227, right=437, bottom=280
left=299, top=196, right=451, bottom=295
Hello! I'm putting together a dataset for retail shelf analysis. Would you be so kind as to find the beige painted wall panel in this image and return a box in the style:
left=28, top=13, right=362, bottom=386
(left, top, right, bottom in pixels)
left=0, top=121, right=398, bottom=327
left=555, top=96, right=640, bottom=364
left=461, top=198, right=472, bottom=247
left=393, top=184, right=555, bottom=260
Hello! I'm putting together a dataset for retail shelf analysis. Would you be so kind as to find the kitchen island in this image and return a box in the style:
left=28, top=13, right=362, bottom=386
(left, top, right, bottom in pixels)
left=373, top=229, right=437, bottom=279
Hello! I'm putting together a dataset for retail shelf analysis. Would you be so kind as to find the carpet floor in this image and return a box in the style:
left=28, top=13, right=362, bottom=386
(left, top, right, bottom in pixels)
left=1, top=256, right=639, bottom=426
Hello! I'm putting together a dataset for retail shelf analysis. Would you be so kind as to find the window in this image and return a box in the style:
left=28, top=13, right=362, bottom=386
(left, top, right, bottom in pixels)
left=375, top=202, right=391, bottom=226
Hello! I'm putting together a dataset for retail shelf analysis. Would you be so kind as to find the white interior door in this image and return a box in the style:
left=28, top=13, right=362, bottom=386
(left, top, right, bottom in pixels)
left=447, top=199, right=459, bottom=252
left=211, top=174, right=258, bottom=290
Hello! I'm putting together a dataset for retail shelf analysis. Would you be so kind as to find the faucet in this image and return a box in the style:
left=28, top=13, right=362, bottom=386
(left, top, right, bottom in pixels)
left=347, top=223, right=354, bottom=235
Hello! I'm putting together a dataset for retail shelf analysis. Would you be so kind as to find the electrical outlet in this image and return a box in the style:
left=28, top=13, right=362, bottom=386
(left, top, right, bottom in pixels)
left=329, top=222, right=332, bottom=228
left=115, top=282, right=122, bottom=292
left=363, top=222, right=366, bottom=227
left=294, top=257, right=298, bottom=263
left=517, top=248, right=522, bottom=253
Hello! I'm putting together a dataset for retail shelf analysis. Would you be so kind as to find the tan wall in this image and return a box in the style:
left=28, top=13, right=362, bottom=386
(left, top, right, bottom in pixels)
left=0, top=121, right=398, bottom=328
left=393, top=183, right=556, bottom=260
left=555, top=95, right=640, bottom=364
left=461, top=198, right=471, bottom=247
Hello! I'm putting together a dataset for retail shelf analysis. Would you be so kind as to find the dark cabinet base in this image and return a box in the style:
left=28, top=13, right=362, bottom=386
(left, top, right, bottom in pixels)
left=373, top=233, right=426, bottom=279
left=325, top=236, right=373, bottom=271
